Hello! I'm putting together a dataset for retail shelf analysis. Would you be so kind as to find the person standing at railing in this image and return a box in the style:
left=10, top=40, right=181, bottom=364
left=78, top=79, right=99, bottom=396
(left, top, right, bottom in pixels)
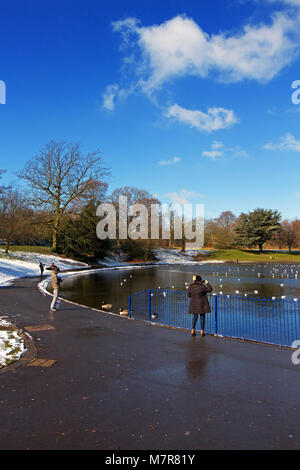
left=188, top=275, right=212, bottom=337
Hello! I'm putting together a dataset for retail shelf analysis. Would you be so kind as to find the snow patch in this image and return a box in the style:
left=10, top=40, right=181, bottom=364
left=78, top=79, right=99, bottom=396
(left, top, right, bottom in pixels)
left=0, top=250, right=87, bottom=287
left=0, top=319, right=26, bottom=368
left=100, top=249, right=223, bottom=266
left=101, top=256, right=128, bottom=266
left=154, top=248, right=223, bottom=264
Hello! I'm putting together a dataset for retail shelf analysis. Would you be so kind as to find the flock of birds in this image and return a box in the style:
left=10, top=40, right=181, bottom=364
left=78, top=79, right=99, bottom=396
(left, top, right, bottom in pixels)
left=100, top=263, right=300, bottom=314
left=101, top=303, right=129, bottom=315
left=208, top=264, right=299, bottom=301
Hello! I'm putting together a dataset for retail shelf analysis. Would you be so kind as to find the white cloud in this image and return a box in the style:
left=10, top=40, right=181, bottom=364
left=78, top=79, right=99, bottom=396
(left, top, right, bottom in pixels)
left=112, top=17, right=141, bottom=44
left=296, top=191, right=300, bottom=198
left=202, top=149, right=224, bottom=159
left=111, top=12, right=300, bottom=96
left=210, top=141, right=224, bottom=149
left=202, top=140, right=249, bottom=160
left=264, top=133, right=300, bottom=151
left=165, top=192, right=190, bottom=205
left=267, top=0, right=300, bottom=6
left=165, top=104, right=238, bottom=132
left=286, top=106, right=300, bottom=113
left=227, top=145, right=249, bottom=158
left=202, top=141, right=224, bottom=159
left=164, top=189, right=205, bottom=205
left=157, top=156, right=181, bottom=166
left=102, top=84, right=119, bottom=111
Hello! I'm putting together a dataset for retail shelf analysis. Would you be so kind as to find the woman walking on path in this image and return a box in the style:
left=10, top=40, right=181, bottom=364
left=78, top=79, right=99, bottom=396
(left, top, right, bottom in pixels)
left=188, top=274, right=212, bottom=337
left=50, top=266, right=61, bottom=312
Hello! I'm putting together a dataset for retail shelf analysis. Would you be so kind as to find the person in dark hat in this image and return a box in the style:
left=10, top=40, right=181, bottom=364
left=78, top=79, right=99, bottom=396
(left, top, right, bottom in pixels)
left=188, top=274, right=212, bottom=337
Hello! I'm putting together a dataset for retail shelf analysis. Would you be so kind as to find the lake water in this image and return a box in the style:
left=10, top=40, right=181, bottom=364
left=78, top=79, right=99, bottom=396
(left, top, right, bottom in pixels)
left=58, top=262, right=300, bottom=314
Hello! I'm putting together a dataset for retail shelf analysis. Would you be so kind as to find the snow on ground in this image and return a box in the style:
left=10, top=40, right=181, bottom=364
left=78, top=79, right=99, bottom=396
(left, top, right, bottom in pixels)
left=0, top=247, right=222, bottom=287
left=0, top=319, right=26, bottom=368
left=0, top=249, right=88, bottom=268
left=101, top=256, right=128, bottom=266
left=102, top=248, right=223, bottom=266
left=154, top=248, right=222, bottom=264
left=0, top=250, right=87, bottom=287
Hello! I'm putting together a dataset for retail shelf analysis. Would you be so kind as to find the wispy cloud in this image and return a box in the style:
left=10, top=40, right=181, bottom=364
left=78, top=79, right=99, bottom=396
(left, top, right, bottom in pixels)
left=163, top=189, right=205, bottom=205
left=264, top=133, right=300, bottom=151
left=157, top=156, right=181, bottom=166
left=102, top=84, right=119, bottom=111
left=202, top=141, right=224, bottom=159
left=266, top=0, right=300, bottom=6
left=165, top=104, right=238, bottom=133
left=202, top=140, right=249, bottom=160
left=266, top=107, right=279, bottom=115
left=286, top=106, right=300, bottom=113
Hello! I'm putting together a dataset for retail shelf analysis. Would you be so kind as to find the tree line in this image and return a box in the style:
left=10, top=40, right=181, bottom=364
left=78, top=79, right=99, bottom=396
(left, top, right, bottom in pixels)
left=0, top=140, right=299, bottom=262
left=204, top=209, right=300, bottom=253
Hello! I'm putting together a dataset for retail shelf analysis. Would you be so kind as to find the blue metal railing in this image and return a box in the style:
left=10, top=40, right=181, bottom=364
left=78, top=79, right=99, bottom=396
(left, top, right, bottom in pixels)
left=128, top=289, right=300, bottom=347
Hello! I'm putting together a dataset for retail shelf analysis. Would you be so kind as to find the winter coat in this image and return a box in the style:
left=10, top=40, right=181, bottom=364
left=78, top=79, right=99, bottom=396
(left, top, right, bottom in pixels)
left=51, top=269, right=60, bottom=289
left=188, top=281, right=212, bottom=315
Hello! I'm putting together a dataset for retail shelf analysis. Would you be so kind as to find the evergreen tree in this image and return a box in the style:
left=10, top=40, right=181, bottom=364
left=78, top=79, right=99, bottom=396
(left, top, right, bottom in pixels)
left=235, top=208, right=281, bottom=253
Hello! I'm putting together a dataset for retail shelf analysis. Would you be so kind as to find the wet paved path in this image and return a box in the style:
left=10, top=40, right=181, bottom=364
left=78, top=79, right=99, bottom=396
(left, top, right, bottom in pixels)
left=0, top=276, right=300, bottom=450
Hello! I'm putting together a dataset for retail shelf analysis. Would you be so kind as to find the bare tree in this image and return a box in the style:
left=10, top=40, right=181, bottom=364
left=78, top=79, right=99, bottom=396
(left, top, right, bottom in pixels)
left=0, top=169, right=6, bottom=195
left=0, top=186, right=33, bottom=253
left=216, top=211, right=236, bottom=229
left=204, top=211, right=237, bottom=249
left=110, top=186, right=159, bottom=207
left=17, top=141, right=110, bottom=250
left=275, top=219, right=300, bottom=252
left=109, top=186, right=160, bottom=244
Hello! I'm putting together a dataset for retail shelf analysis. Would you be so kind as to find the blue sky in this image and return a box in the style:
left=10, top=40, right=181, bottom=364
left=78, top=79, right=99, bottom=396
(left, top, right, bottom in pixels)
left=1, top=0, right=300, bottom=219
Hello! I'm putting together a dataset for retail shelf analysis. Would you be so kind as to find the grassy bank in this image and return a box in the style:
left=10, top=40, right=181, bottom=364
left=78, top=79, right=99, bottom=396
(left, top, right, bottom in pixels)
left=196, top=249, right=300, bottom=263
left=1, top=245, right=54, bottom=255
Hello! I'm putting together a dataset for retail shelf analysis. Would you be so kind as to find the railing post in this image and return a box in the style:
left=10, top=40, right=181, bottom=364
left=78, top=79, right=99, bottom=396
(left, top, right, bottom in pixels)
left=214, top=295, right=218, bottom=336
left=128, top=295, right=131, bottom=318
left=148, top=289, right=152, bottom=322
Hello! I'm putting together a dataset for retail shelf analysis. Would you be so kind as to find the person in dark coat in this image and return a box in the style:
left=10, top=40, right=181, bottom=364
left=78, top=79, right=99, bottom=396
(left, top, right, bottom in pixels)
left=39, top=262, right=44, bottom=277
left=188, top=274, right=212, bottom=337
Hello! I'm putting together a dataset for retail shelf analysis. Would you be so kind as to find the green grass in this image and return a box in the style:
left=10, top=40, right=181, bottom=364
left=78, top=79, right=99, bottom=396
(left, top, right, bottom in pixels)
left=3, top=245, right=54, bottom=255
left=195, top=248, right=300, bottom=263
left=0, top=245, right=58, bottom=262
